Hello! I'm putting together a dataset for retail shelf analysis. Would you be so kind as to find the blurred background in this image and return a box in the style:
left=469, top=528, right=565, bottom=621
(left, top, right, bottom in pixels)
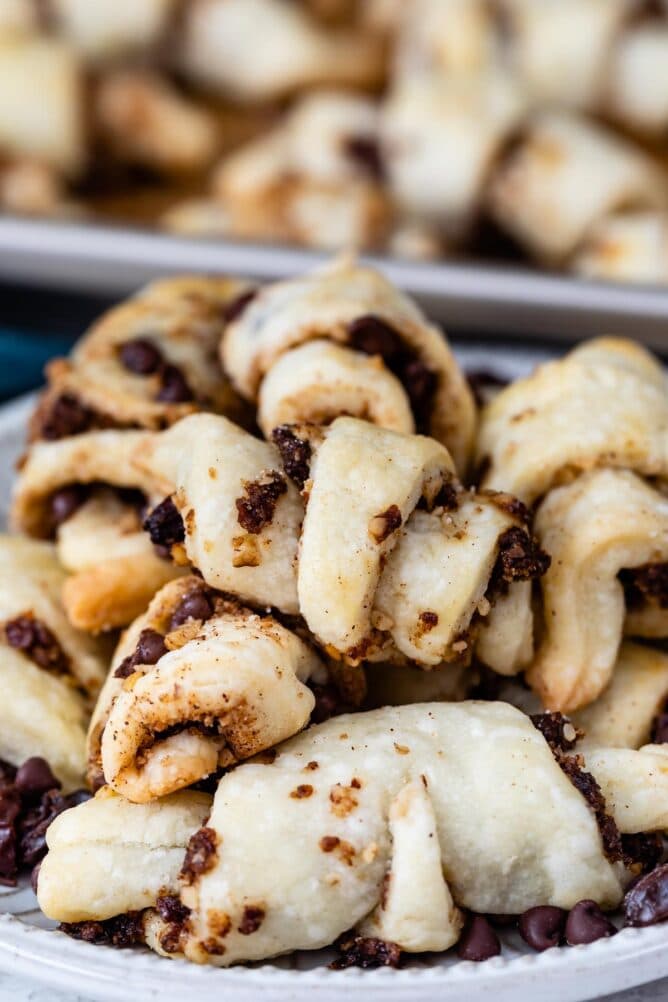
left=1, top=0, right=668, bottom=399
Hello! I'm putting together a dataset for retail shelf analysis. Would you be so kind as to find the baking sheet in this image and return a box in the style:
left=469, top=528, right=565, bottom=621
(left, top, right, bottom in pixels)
left=1, top=216, right=668, bottom=351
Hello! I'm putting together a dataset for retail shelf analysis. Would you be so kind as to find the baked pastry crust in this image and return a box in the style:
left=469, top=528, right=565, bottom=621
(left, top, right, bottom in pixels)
left=222, top=256, right=476, bottom=471
left=37, top=786, right=211, bottom=923
left=88, top=576, right=325, bottom=802
left=171, top=702, right=646, bottom=965
left=0, top=535, right=108, bottom=788
left=477, top=337, right=668, bottom=505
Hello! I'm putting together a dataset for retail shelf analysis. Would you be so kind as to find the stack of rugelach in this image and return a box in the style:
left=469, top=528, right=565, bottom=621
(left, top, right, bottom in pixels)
left=2, top=258, right=667, bottom=967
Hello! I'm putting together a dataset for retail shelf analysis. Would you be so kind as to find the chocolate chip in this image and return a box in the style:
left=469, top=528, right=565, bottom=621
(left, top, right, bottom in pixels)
left=143, top=496, right=185, bottom=548
left=565, top=900, right=617, bottom=945
left=50, top=485, right=87, bottom=527
left=343, top=135, right=385, bottom=181
left=156, top=364, right=193, bottom=403
left=15, top=758, right=60, bottom=801
left=272, top=425, right=312, bottom=490
left=456, top=915, right=501, bottom=961
left=169, top=591, right=214, bottom=630
left=625, top=863, right=668, bottom=927
left=518, top=906, right=566, bottom=951
left=120, top=338, right=163, bottom=375
left=39, top=394, right=96, bottom=440
left=180, top=826, right=218, bottom=885
left=651, top=712, right=668, bottom=744
left=238, top=905, right=265, bottom=935
left=222, top=289, right=257, bottom=325
left=0, top=788, right=20, bottom=885
left=114, top=628, right=166, bottom=678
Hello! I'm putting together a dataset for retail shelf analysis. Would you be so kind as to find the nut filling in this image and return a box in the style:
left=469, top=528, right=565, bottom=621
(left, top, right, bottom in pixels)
left=4, top=614, right=71, bottom=676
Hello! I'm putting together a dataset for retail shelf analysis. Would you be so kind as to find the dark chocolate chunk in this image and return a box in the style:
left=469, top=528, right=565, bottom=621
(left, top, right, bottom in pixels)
left=272, top=425, right=312, bottom=490
left=39, top=394, right=97, bottom=440
left=565, top=900, right=616, bottom=945
left=155, top=894, right=190, bottom=924
left=115, top=628, right=167, bottom=679
left=143, top=496, right=185, bottom=548
left=50, top=485, right=88, bottom=527
left=235, top=470, right=287, bottom=534
left=518, top=906, right=566, bottom=951
left=157, top=364, right=194, bottom=403
left=622, top=832, right=664, bottom=875
left=120, top=338, right=163, bottom=375
left=331, top=933, right=402, bottom=970
left=222, top=288, right=257, bottom=325
left=15, top=758, right=60, bottom=801
left=169, top=590, right=214, bottom=630
left=625, top=863, right=668, bottom=927
left=456, top=915, right=501, bottom=961
left=344, top=135, right=385, bottom=181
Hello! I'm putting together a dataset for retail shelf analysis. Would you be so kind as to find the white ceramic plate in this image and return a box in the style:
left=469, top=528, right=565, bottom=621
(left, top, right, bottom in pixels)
left=0, top=353, right=666, bottom=1002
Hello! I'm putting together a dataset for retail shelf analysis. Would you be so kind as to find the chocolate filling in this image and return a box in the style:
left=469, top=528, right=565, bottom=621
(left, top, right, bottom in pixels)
left=347, top=315, right=437, bottom=433
left=343, top=135, right=385, bottom=181
left=60, top=912, right=145, bottom=948
left=490, top=527, right=551, bottom=589
left=114, top=628, right=168, bottom=679
left=466, top=368, right=509, bottom=408
left=120, top=338, right=163, bottom=376
left=235, top=470, right=287, bottom=534
left=330, top=933, right=402, bottom=970
left=180, top=826, right=218, bottom=885
left=35, top=393, right=106, bottom=441
left=369, top=504, right=402, bottom=543
left=222, top=288, right=258, bottom=325
left=620, top=562, right=668, bottom=610
left=156, top=364, right=194, bottom=404
left=5, top=614, right=70, bottom=676
left=238, top=905, right=265, bottom=935
left=533, top=716, right=624, bottom=864
left=272, top=425, right=312, bottom=490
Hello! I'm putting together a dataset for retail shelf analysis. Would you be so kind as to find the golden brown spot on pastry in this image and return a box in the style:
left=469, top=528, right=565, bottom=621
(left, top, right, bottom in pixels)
left=208, top=467, right=217, bottom=480
left=418, top=611, right=438, bottom=631
left=206, top=910, right=232, bottom=938
left=330, top=783, right=359, bottom=818
left=481, top=491, right=530, bottom=524
left=368, top=505, right=402, bottom=543
left=510, top=408, right=536, bottom=423
left=185, top=508, right=196, bottom=534
left=255, top=748, right=278, bottom=765
left=232, top=534, right=261, bottom=568
left=238, top=905, right=265, bottom=935
left=290, top=784, right=314, bottom=799
left=304, top=760, right=319, bottom=771
left=362, top=842, right=379, bottom=863
left=201, top=938, right=226, bottom=956
left=394, top=743, right=410, bottom=755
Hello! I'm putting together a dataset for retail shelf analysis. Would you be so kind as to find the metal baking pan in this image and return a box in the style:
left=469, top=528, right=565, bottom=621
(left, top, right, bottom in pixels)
left=1, top=216, right=667, bottom=351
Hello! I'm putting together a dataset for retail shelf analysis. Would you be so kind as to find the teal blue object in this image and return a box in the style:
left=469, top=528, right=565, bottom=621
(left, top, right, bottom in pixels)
left=0, top=329, right=76, bottom=401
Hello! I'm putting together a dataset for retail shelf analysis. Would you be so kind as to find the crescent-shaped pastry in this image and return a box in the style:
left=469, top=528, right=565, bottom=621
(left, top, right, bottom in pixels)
left=37, top=786, right=211, bottom=924
left=608, top=26, right=668, bottom=135
left=12, top=429, right=181, bottom=632
left=477, top=337, right=668, bottom=505
left=393, top=0, right=498, bottom=80
left=30, top=275, right=250, bottom=442
left=88, top=575, right=327, bottom=802
left=49, top=0, right=175, bottom=62
left=574, top=642, right=668, bottom=751
left=573, top=212, right=668, bottom=285
left=0, top=535, right=107, bottom=789
left=222, top=256, right=476, bottom=470
left=136, top=413, right=303, bottom=614
left=178, top=0, right=384, bottom=102
left=488, top=112, right=667, bottom=262
left=380, top=71, right=525, bottom=239
left=501, top=0, right=629, bottom=111
left=193, top=91, right=390, bottom=251
left=0, top=35, right=84, bottom=175
left=528, top=469, right=668, bottom=713
left=159, top=702, right=658, bottom=965
left=94, top=70, right=219, bottom=176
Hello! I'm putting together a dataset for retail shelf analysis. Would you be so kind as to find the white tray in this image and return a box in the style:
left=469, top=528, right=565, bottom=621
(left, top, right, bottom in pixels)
left=1, top=216, right=668, bottom=350
left=0, top=357, right=666, bottom=1001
